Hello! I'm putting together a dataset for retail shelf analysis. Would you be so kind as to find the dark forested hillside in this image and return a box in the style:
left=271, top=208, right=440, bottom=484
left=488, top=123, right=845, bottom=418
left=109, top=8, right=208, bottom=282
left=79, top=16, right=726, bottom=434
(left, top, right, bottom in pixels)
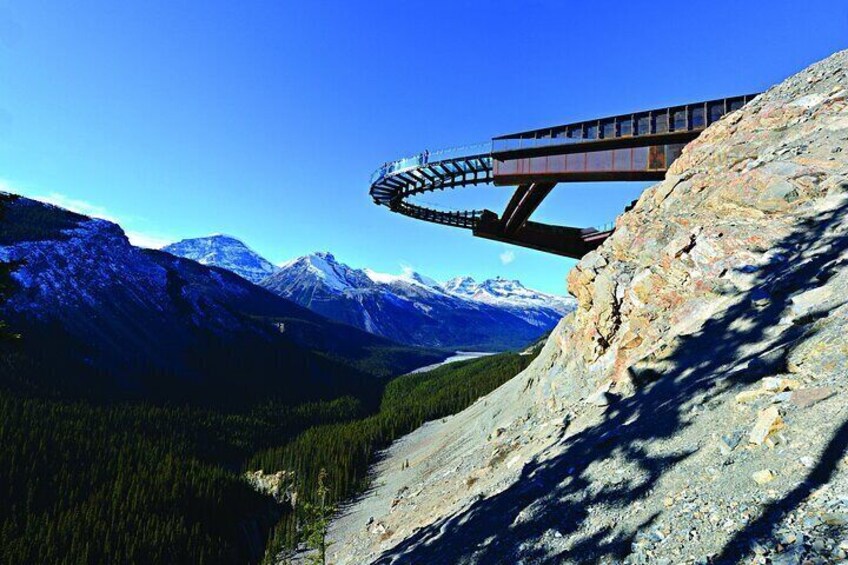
left=0, top=392, right=375, bottom=564
left=250, top=350, right=539, bottom=558
left=0, top=345, right=536, bottom=564
left=0, top=195, right=415, bottom=563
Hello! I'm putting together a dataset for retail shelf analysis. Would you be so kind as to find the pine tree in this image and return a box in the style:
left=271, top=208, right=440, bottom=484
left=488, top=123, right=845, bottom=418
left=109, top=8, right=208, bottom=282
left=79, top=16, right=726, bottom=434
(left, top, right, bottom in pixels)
left=301, top=469, right=334, bottom=565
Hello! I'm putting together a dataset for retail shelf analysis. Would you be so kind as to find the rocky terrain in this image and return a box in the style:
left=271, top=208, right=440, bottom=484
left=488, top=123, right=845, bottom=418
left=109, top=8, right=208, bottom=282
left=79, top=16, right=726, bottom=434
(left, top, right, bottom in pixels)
left=326, top=50, right=848, bottom=564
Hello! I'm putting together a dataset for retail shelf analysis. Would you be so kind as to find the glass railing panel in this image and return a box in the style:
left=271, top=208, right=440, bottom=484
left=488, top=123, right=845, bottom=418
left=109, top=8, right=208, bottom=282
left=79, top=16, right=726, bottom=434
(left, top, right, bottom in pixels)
left=648, top=146, right=666, bottom=170
left=530, top=156, right=547, bottom=174
left=665, top=143, right=685, bottom=166
left=708, top=103, right=724, bottom=123
left=494, top=139, right=519, bottom=152
left=673, top=109, right=687, bottom=131
left=633, top=147, right=648, bottom=170
left=637, top=115, right=650, bottom=135
left=548, top=154, right=566, bottom=173
left=691, top=106, right=705, bottom=128
left=431, top=142, right=491, bottom=162
left=495, top=159, right=518, bottom=176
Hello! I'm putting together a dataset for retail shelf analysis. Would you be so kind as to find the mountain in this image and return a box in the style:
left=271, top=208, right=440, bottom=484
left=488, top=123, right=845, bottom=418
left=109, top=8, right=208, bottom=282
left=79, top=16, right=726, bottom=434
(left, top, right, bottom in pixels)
left=0, top=196, right=442, bottom=404
left=160, top=237, right=576, bottom=350
left=260, top=252, right=575, bottom=351
left=444, top=275, right=576, bottom=326
left=162, top=235, right=278, bottom=283
left=329, top=50, right=848, bottom=564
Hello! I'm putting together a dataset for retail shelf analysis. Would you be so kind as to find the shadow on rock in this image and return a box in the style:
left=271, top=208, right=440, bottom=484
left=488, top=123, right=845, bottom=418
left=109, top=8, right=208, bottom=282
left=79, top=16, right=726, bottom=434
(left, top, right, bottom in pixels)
left=372, top=200, right=848, bottom=564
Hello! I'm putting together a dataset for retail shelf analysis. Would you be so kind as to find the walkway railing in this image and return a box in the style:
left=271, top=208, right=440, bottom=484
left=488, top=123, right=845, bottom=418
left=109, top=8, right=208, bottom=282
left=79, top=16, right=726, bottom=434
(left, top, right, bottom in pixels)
left=491, top=94, right=759, bottom=154
left=370, top=142, right=492, bottom=185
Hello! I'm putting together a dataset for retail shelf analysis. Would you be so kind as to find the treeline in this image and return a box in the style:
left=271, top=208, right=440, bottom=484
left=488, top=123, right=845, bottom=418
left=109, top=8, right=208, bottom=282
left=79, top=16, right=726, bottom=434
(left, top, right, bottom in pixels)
left=0, top=350, right=536, bottom=564
left=0, top=391, right=375, bottom=564
left=251, top=351, right=537, bottom=558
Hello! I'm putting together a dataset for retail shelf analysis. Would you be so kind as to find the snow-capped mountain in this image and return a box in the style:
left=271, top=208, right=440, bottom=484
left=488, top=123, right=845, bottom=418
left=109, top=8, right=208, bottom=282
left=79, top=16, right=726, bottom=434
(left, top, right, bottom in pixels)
left=444, top=276, right=576, bottom=326
left=262, top=252, right=576, bottom=351
left=162, top=235, right=278, bottom=284
left=276, top=252, right=374, bottom=294
left=159, top=234, right=575, bottom=350
left=0, top=195, right=442, bottom=398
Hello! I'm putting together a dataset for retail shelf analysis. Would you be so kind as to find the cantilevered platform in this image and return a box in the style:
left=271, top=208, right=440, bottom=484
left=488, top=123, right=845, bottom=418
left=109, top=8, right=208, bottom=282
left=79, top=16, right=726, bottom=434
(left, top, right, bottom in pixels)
left=370, top=94, right=758, bottom=259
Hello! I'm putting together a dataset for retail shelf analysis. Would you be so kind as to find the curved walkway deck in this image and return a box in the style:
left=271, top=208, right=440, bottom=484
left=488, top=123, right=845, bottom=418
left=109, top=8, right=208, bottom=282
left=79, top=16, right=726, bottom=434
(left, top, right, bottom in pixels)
left=370, top=94, right=759, bottom=258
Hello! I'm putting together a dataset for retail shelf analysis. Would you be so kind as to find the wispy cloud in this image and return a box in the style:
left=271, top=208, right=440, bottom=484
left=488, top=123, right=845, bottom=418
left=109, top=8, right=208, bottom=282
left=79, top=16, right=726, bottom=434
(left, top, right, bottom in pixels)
left=0, top=181, right=174, bottom=249
left=32, top=192, right=116, bottom=222
left=499, top=249, right=516, bottom=265
left=123, top=231, right=174, bottom=249
left=400, top=262, right=417, bottom=277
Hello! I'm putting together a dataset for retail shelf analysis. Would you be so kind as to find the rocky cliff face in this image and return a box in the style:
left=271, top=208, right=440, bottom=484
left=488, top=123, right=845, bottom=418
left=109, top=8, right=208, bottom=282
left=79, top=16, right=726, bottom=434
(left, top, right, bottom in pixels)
left=327, top=50, right=848, bottom=564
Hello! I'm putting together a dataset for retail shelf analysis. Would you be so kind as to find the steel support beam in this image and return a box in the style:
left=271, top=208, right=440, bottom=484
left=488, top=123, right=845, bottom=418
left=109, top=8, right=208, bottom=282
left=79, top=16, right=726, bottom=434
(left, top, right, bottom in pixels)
left=500, top=184, right=531, bottom=229
left=503, top=182, right=556, bottom=234
left=474, top=213, right=610, bottom=259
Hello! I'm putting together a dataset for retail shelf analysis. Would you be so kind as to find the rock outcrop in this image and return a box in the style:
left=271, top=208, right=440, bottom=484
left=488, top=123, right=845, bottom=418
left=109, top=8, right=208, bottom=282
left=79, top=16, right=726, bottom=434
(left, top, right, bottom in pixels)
left=327, top=50, right=848, bottom=564
left=246, top=470, right=297, bottom=507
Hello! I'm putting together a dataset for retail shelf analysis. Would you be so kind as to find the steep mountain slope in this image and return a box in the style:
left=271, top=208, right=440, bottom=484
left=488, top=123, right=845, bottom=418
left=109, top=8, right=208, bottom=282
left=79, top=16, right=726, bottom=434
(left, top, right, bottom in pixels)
left=328, top=51, right=848, bottom=564
left=261, top=253, right=574, bottom=351
left=162, top=234, right=279, bottom=283
left=0, top=197, right=441, bottom=403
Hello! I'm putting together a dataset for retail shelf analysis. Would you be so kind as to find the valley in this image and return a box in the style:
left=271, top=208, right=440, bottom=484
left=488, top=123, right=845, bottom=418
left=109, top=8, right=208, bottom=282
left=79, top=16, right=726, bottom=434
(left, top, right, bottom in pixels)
left=1, top=5, right=846, bottom=565
left=0, top=193, right=553, bottom=563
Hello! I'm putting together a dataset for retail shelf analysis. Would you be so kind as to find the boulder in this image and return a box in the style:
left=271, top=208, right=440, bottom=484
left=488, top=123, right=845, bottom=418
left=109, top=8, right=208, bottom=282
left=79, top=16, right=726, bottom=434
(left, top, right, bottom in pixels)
left=749, top=406, right=785, bottom=445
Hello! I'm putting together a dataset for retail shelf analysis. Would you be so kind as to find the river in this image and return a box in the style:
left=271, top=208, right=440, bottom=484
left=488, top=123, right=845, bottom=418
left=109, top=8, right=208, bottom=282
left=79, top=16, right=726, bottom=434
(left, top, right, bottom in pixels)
left=406, top=351, right=497, bottom=375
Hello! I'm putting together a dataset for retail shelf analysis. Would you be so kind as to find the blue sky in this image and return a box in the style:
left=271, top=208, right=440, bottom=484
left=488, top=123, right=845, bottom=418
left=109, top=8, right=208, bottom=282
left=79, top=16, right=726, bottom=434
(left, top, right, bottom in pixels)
left=0, top=1, right=846, bottom=295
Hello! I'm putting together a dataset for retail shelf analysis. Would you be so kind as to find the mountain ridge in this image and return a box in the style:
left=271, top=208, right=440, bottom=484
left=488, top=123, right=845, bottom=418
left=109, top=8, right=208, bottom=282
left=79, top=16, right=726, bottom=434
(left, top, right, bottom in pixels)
left=0, top=195, right=443, bottom=403
left=162, top=234, right=279, bottom=283
left=260, top=251, right=575, bottom=350
left=162, top=236, right=575, bottom=351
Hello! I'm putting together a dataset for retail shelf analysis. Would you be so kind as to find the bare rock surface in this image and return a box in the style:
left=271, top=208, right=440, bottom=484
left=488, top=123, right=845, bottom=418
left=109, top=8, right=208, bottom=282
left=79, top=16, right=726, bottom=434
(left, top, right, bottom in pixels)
left=325, top=50, right=848, bottom=564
